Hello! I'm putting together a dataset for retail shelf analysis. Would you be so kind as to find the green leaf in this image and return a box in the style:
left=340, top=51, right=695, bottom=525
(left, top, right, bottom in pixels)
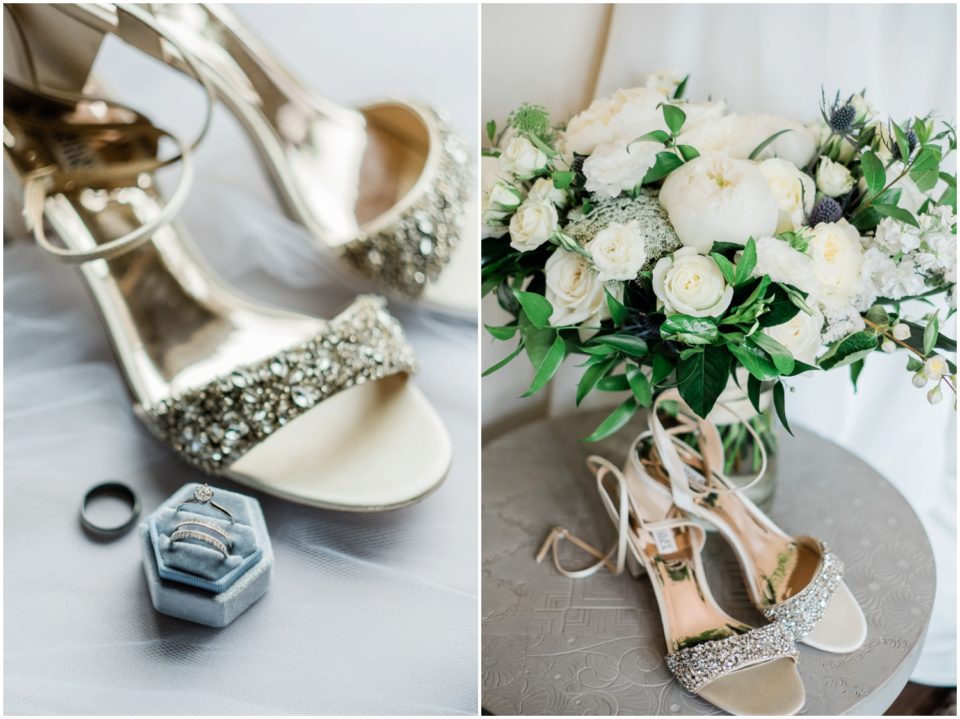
left=758, top=285, right=802, bottom=328
left=677, top=144, right=700, bottom=161
left=873, top=203, right=920, bottom=228
left=652, top=353, right=674, bottom=385
left=627, top=365, right=653, bottom=407
left=482, top=342, right=523, bottom=377
left=673, top=74, right=689, bottom=100
left=677, top=345, right=732, bottom=418
left=849, top=358, right=865, bottom=392
left=594, top=333, right=648, bottom=357
left=711, top=253, right=737, bottom=285
left=907, top=356, right=924, bottom=372
left=860, top=150, right=886, bottom=195
left=576, top=357, right=617, bottom=405
left=747, top=373, right=763, bottom=414
left=582, top=397, right=639, bottom=442
left=513, top=290, right=554, bottom=328
left=662, top=104, right=687, bottom=135
left=596, top=374, right=630, bottom=391
left=734, top=238, right=758, bottom=287
left=924, top=313, right=940, bottom=356
left=519, top=313, right=557, bottom=367
left=521, top=335, right=567, bottom=397
left=749, top=333, right=796, bottom=375
left=486, top=120, right=497, bottom=144
left=728, top=341, right=779, bottom=381
left=660, top=315, right=720, bottom=345
left=865, top=304, right=890, bottom=325
left=631, top=129, right=671, bottom=145
left=642, top=152, right=685, bottom=184
left=551, top=171, right=575, bottom=189
left=485, top=324, right=518, bottom=340
left=748, top=128, right=793, bottom=161
left=818, top=330, right=879, bottom=370
left=910, top=146, right=942, bottom=192
left=606, top=290, right=628, bottom=327
left=772, top=381, right=793, bottom=436
left=892, top=120, right=911, bottom=162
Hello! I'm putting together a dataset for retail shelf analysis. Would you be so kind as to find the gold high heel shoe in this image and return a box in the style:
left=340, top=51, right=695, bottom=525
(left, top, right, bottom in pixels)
left=32, top=3, right=474, bottom=317
left=3, top=4, right=452, bottom=510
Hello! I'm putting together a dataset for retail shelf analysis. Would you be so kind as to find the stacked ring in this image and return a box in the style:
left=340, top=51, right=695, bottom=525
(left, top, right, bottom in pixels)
left=170, top=528, right=229, bottom=557
left=173, top=518, right=231, bottom=548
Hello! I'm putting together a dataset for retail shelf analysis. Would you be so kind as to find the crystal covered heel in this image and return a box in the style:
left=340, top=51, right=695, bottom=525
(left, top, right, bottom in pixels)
left=537, top=455, right=805, bottom=715
left=3, top=4, right=451, bottom=510
left=631, top=389, right=867, bottom=653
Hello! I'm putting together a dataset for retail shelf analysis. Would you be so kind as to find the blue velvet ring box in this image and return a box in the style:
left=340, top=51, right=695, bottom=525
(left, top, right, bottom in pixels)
left=139, top=483, right=273, bottom=627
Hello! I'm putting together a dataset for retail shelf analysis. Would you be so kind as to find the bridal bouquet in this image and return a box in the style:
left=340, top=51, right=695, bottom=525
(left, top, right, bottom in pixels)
left=482, top=74, right=957, bottom=441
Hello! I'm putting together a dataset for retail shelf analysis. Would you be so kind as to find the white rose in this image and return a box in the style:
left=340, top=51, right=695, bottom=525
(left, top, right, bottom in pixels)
left=499, top=136, right=547, bottom=178
left=816, top=156, right=855, bottom=197
left=763, top=306, right=825, bottom=365
left=659, top=155, right=779, bottom=253
left=758, top=158, right=815, bottom=232
left=583, top=141, right=661, bottom=199
left=508, top=200, right=558, bottom=252
left=481, top=157, right=513, bottom=238
left=806, top=220, right=864, bottom=308
left=563, top=87, right=665, bottom=155
left=586, top=221, right=647, bottom=281
left=487, top=181, right=522, bottom=211
left=545, top=248, right=611, bottom=326
left=653, top=247, right=734, bottom=317
left=753, top=236, right=823, bottom=298
left=527, top=177, right=568, bottom=208
left=809, top=120, right=856, bottom=163
left=850, top=93, right=874, bottom=123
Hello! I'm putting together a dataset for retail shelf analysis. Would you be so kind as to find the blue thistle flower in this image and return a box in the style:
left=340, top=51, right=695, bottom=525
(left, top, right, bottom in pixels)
left=809, top=197, right=843, bottom=225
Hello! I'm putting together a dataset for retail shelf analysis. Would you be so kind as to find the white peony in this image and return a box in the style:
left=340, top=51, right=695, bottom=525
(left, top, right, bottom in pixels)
left=678, top=114, right=817, bottom=167
left=806, top=220, right=864, bottom=308
left=753, top=235, right=823, bottom=297
left=563, top=87, right=666, bottom=155
left=652, top=247, right=734, bottom=317
left=816, top=156, right=855, bottom=197
left=659, top=155, right=779, bottom=253
left=527, top=177, right=568, bottom=208
left=583, top=141, right=661, bottom=199
left=763, top=306, right=825, bottom=365
left=499, top=136, right=548, bottom=178
left=676, top=114, right=743, bottom=156
left=544, top=248, right=611, bottom=326
left=758, top=158, right=815, bottom=232
left=645, top=70, right=683, bottom=96
left=508, top=199, right=558, bottom=252
left=586, top=221, right=647, bottom=281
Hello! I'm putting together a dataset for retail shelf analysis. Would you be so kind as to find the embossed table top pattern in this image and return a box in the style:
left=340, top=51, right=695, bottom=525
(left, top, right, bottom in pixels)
left=482, top=411, right=935, bottom=716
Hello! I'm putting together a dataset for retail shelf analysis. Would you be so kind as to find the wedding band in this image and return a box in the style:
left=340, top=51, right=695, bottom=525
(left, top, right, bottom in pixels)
left=177, top=483, right=233, bottom=520
left=80, top=481, right=140, bottom=538
left=173, top=518, right=231, bottom=547
left=170, top=528, right=229, bottom=557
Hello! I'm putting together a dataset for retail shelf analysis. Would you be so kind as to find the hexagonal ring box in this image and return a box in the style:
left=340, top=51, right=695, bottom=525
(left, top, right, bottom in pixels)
left=140, top=483, right=273, bottom=627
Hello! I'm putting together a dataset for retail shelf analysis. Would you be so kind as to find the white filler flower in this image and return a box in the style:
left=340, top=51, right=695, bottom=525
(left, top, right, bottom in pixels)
left=586, top=221, right=647, bottom=281
left=653, top=247, right=734, bottom=317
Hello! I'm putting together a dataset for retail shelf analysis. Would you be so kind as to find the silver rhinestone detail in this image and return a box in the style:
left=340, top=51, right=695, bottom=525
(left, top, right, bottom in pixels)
left=762, top=542, right=844, bottom=641
left=341, top=107, right=470, bottom=298
left=665, top=623, right=798, bottom=693
left=142, top=296, right=418, bottom=475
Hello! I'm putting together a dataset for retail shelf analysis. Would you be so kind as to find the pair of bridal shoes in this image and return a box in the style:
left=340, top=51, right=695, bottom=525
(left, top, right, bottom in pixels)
left=3, top=4, right=472, bottom=509
left=538, top=389, right=867, bottom=715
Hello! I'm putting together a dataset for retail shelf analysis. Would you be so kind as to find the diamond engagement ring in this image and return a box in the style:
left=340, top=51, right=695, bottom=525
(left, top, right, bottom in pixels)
left=177, top=484, right=233, bottom=520
left=173, top=518, right=231, bottom=548
left=170, top=528, right=229, bottom=557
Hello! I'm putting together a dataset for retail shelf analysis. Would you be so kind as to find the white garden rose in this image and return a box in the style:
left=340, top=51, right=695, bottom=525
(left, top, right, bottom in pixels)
left=508, top=199, right=558, bottom=252
left=583, top=141, right=661, bottom=199
left=763, top=306, right=825, bottom=365
left=758, top=158, right=815, bottom=232
left=481, top=157, right=512, bottom=238
left=806, top=220, right=864, bottom=308
left=563, top=87, right=665, bottom=155
left=652, top=247, right=734, bottom=317
left=487, top=181, right=522, bottom=211
left=659, top=155, right=779, bottom=253
left=498, top=136, right=547, bottom=178
left=753, top=236, right=823, bottom=298
left=586, top=221, right=646, bottom=281
left=527, top=177, right=568, bottom=208
left=816, top=156, right=855, bottom=197
left=544, top=248, right=611, bottom=326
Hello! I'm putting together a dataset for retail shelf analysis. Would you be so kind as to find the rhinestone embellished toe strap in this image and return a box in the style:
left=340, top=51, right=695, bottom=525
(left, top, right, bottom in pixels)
left=665, top=623, right=798, bottom=693
left=340, top=106, right=470, bottom=298
left=141, top=295, right=417, bottom=475
left=762, top=541, right=844, bottom=641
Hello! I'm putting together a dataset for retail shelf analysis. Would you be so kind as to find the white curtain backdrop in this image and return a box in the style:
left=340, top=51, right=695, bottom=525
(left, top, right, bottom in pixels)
left=481, top=3, right=957, bottom=686
left=4, top=5, right=478, bottom=714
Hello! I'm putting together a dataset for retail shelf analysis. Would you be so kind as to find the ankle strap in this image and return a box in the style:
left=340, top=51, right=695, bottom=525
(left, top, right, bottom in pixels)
left=5, top=3, right=217, bottom=264
left=650, top=389, right=768, bottom=512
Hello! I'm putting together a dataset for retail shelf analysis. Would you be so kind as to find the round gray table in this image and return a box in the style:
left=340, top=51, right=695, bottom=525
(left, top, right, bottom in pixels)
left=482, top=410, right=935, bottom=716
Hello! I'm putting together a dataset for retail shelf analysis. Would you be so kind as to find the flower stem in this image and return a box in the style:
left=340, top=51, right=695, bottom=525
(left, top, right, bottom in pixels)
left=862, top=316, right=956, bottom=393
